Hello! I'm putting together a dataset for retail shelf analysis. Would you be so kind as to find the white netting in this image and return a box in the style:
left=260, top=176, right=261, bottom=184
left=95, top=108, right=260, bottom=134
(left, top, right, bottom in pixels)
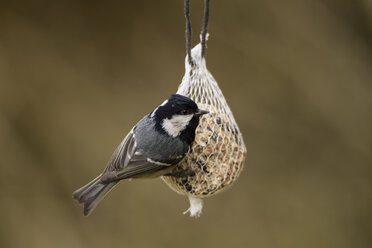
left=161, top=43, right=246, bottom=216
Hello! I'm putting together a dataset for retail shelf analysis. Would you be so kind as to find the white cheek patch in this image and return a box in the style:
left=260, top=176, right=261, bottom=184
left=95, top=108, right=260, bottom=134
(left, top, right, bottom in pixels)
left=162, top=114, right=194, bottom=137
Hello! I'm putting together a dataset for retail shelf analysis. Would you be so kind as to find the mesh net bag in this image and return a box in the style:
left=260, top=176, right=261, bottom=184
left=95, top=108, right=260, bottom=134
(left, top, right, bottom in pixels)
left=161, top=42, right=247, bottom=217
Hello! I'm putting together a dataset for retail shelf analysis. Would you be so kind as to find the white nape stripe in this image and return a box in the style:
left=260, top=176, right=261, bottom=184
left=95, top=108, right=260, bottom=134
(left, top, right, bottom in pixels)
left=150, top=100, right=168, bottom=118
left=160, top=100, right=168, bottom=106
left=147, top=158, right=171, bottom=166
left=150, top=107, right=159, bottom=118
left=161, top=114, right=193, bottom=137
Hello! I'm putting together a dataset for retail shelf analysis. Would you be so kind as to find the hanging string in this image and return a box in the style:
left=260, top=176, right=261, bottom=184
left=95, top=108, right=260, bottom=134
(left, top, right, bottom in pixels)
left=184, top=0, right=210, bottom=65
left=184, top=0, right=193, bottom=65
left=201, top=0, right=210, bottom=58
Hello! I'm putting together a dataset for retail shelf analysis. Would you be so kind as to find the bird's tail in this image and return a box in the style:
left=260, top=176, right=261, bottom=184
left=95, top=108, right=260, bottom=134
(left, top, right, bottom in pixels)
left=72, top=174, right=117, bottom=216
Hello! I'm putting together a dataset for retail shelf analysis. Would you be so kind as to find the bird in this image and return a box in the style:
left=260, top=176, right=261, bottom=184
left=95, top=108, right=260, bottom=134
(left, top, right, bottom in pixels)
left=72, top=94, right=209, bottom=216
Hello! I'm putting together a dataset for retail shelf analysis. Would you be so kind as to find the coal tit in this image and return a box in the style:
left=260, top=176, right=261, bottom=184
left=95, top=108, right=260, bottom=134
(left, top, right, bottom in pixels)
left=73, top=94, right=208, bottom=216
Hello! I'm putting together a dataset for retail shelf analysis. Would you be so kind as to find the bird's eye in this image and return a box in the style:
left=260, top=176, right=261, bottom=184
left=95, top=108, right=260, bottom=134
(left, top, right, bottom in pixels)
left=181, top=110, right=188, bottom=115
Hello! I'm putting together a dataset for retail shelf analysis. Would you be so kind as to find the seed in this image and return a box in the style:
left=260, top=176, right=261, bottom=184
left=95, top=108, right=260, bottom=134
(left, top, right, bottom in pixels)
left=162, top=106, right=246, bottom=197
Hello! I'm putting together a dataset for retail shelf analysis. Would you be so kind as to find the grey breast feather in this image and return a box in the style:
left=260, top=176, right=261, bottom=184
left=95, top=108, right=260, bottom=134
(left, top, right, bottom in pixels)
left=134, top=116, right=189, bottom=163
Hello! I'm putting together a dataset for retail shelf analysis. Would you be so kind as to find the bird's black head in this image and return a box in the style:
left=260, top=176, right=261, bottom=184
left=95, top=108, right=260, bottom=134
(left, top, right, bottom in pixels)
left=151, top=94, right=208, bottom=144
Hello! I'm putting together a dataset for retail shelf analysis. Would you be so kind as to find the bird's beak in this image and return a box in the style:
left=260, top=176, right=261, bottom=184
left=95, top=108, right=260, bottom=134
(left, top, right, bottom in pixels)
left=195, top=109, right=209, bottom=116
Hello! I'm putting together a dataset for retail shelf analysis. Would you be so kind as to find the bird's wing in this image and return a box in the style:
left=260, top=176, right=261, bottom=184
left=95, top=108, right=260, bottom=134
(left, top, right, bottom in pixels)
left=100, top=128, right=171, bottom=183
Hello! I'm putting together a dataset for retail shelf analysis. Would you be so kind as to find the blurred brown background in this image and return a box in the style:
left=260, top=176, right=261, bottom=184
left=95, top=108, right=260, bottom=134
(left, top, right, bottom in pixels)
left=0, top=0, right=371, bottom=247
